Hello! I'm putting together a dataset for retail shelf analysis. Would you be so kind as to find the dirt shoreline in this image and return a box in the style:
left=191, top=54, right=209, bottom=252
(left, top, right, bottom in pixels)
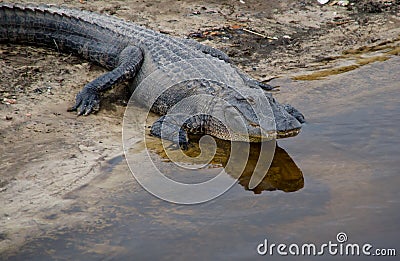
left=1, top=0, right=400, bottom=256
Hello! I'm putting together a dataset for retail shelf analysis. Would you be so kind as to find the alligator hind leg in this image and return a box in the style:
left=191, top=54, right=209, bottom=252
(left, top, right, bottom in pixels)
left=68, top=45, right=144, bottom=115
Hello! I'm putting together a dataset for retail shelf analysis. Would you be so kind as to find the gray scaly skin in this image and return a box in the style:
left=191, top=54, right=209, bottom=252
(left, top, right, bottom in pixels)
left=0, top=3, right=305, bottom=149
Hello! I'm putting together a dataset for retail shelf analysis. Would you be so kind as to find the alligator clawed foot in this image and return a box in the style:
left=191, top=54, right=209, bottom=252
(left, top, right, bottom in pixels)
left=68, top=90, right=100, bottom=116
left=166, top=141, right=190, bottom=151
left=178, top=128, right=189, bottom=150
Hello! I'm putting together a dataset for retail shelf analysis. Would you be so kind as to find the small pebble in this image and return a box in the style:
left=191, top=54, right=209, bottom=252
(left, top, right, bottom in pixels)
left=3, top=98, right=17, bottom=104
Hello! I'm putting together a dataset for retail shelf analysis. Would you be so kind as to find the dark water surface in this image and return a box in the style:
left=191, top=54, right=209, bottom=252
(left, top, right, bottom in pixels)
left=8, top=58, right=400, bottom=260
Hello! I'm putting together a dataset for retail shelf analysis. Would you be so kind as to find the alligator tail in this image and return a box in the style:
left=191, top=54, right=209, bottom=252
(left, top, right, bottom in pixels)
left=0, top=3, right=122, bottom=68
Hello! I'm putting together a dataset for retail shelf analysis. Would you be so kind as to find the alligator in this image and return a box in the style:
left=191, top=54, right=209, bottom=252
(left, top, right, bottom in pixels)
left=0, top=3, right=305, bottom=148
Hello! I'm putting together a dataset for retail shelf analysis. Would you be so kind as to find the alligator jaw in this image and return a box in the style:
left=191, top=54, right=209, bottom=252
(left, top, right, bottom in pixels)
left=277, top=128, right=301, bottom=139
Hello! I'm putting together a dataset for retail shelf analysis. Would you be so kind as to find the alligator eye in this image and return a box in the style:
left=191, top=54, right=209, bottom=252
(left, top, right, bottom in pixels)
left=249, top=122, right=260, bottom=128
left=237, top=96, right=255, bottom=104
left=246, top=96, right=255, bottom=104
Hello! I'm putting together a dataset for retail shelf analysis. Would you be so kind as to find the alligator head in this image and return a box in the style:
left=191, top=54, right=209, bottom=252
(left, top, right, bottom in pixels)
left=200, top=81, right=305, bottom=142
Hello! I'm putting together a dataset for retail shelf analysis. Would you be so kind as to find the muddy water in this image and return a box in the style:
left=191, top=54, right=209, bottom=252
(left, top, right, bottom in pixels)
left=7, top=57, right=400, bottom=260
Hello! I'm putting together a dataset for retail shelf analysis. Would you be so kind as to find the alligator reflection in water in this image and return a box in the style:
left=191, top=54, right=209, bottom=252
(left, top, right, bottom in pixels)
left=145, top=136, right=304, bottom=194
left=234, top=144, right=304, bottom=193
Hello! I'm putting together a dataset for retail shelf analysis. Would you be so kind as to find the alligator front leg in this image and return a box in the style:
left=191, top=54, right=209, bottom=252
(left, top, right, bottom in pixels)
left=236, top=70, right=276, bottom=91
left=150, top=115, right=189, bottom=150
left=68, top=45, right=143, bottom=115
left=181, top=38, right=231, bottom=62
left=150, top=114, right=209, bottom=150
left=182, top=39, right=275, bottom=91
